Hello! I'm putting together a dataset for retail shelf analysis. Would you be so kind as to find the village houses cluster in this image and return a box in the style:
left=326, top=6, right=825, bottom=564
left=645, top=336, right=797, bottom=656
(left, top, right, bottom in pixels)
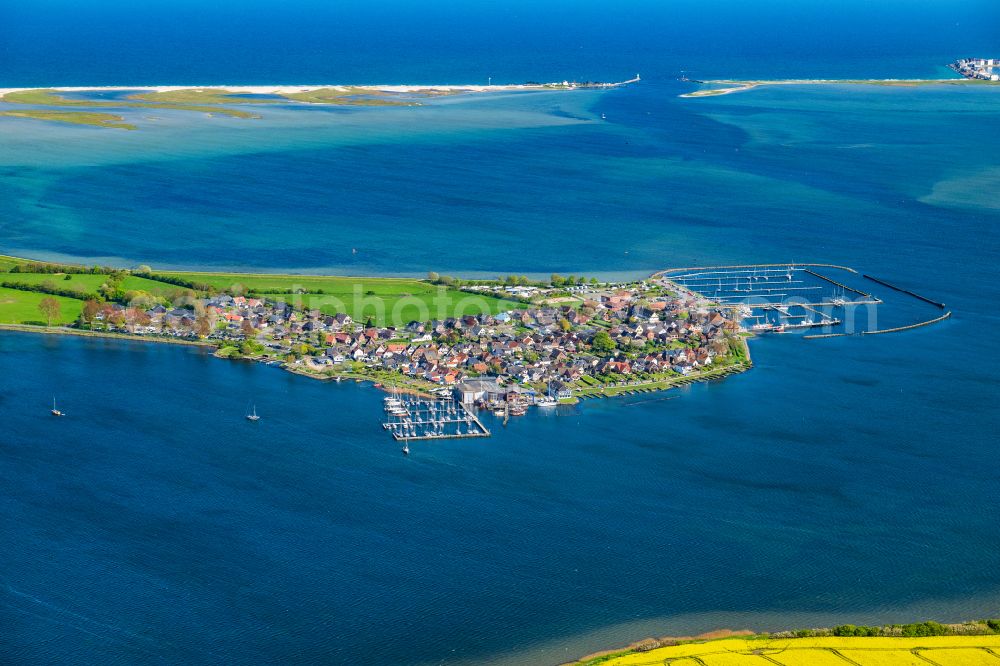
left=89, top=280, right=742, bottom=399
left=950, top=58, right=1000, bottom=81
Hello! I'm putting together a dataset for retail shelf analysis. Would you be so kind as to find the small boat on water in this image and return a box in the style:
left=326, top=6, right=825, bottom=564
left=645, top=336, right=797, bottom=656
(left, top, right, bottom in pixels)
left=751, top=322, right=786, bottom=333
left=246, top=403, right=260, bottom=422
left=50, top=397, right=64, bottom=417
left=402, top=443, right=410, bottom=455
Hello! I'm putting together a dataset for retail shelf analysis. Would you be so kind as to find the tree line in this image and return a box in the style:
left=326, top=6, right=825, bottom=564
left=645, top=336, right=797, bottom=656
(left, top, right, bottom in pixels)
left=1, top=280, right=101, bottom=302
left=427, top=271, right=602, bottom=288
left=9, top=262, right=121, bottom=275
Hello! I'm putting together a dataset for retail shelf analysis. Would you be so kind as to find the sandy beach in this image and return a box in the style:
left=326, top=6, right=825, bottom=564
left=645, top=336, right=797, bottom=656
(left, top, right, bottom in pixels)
left=0, top=82, right=579, bottom=97
left=679, top=77, right=982, bottom=97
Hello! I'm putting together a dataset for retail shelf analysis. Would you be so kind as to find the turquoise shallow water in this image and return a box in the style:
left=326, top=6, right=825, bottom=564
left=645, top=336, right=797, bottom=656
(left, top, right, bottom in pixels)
left=2, top=3, right=1000, bottom=662
left=3, top=81, right=1000, bottom=281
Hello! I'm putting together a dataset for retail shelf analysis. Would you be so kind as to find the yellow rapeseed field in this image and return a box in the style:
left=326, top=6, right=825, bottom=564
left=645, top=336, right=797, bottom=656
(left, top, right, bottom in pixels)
left=837, top=649, right=933, bottom=665
left=921, top=648, right=1000, bottom=666
left=763, top=648, right=851, bottom=666
left=585, top=636, right=1000, bottom=665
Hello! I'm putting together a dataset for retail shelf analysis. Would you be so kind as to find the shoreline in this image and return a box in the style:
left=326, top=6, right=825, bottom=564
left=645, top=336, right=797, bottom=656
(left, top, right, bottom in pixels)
left=565, top=629, right=754, bottom=665
left=0, top=77, right=638, bottom=129
left=0, top=77, right=640, bottom=98
left=0, top=319, right=751, bottom=395
left=0, top=252, right=756, bottom=412
left=566, top=618, right=1000, bottom=665
left=0, top=322, right=212, bottom=347
left=281, top=364, right=437, bottom=397
left=1, top=318, right=753, bottom=406
left=680, top=76, right=998, bottom=97
left=0, top=251, right=654, bottom=283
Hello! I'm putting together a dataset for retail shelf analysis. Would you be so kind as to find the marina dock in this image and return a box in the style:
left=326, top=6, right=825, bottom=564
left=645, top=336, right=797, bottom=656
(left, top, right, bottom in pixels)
left=383, top=394, right=491, bottom=441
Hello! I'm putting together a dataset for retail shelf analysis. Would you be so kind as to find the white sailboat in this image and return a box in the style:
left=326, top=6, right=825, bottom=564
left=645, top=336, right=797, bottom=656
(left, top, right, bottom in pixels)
left=536, top=382, right=558, bottom=408
left=50, top=397, right=64, bottom=417
left=246, top=403, right=260, bottom=422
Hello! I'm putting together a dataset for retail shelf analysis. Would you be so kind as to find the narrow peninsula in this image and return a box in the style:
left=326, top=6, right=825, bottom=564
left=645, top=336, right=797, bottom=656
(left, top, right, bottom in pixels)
left=0, top=75, right=640, bottom=129
left=679, top=59, right=1000, bottom=97
left=1, top=252, right=948, bottom=440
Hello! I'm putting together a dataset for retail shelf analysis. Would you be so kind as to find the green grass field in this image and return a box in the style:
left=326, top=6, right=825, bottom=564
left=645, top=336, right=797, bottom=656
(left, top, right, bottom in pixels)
left=161, top=270, right=521, bottom=325
left=0, top=286, right=83, bottom=325
left=0, top=259, right=522, bottom=327
left=0, top=272, right=180, bottom=297
left=162, top=270, right=437, bottom=294
left=259, top=291, right=513, bottom=326
left=0, top=255, right=26, bottom=271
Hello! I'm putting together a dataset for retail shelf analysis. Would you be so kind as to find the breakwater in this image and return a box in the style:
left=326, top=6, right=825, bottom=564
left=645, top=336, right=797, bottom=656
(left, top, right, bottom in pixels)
left=861, top=311, right=952, bottom=336
left=863, top=274, right=946, bottom=308
left=803, top=269, right=875, bottom=299
left=803, top=332, right=850, bottom=339
left=653, top=262, right=858, bottom=280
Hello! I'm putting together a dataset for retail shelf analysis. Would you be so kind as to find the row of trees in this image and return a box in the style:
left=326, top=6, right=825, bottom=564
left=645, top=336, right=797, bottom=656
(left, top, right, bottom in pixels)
left=827, top=619, right=1000, bottom=638
left=426, top=271, right=601, bottom=288
left=10, top=262, right=121, bottom=275
left=2, top=280, right=101, bottom=302
left=143, top=272, right=214, bottom=293
left=3, top=275, right=188, bottom=312
left=426, top=272, right=459, bottom=286
left=550, top=274, right=599, bottom=287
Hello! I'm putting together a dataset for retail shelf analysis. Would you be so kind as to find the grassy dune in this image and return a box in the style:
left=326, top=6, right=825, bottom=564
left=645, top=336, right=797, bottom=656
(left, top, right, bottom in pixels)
left=0, top=86, right=441, bottom=129
left=0, top=109, right=136, bottom=129
left=126, top=88, right=279, bottom=105
left=280, top=87, right=420, bottom=106
left=579, top=635, right=1000, bottom=665
left=0, top=88, right=261, bottom=121
left=0, top=81, right=576, bottom=129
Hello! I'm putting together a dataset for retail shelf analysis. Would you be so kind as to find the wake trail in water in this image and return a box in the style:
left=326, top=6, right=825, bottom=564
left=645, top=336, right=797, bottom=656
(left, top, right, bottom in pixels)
left=2, top=583, right=223, bottom=659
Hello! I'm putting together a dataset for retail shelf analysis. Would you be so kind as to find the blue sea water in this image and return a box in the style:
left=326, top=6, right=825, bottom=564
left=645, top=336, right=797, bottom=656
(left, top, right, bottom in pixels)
left=2, top=2, right=1000, bottom=665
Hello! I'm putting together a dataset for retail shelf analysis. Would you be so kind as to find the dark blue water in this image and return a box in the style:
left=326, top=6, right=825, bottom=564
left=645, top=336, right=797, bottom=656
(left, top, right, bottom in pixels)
left=2, top=0, right=999, bottom=85
left=2, top=320, right=998, bottom=665
left=2, top=2, right=1000, bottom=664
